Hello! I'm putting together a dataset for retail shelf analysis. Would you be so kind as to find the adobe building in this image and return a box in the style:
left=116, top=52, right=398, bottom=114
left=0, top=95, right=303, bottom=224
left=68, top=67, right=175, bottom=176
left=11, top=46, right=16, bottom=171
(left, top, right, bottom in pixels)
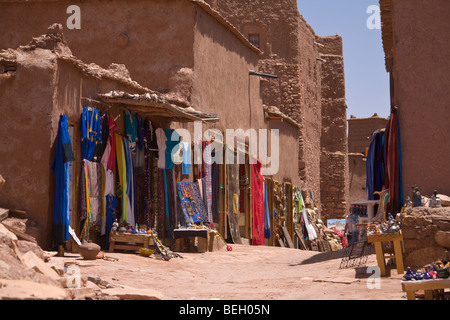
left=347, top=114, right=389, bottom=203
left=0, top=1, right=302, bottom=248
left=205, top=0, right=350, bottom=221
left=379, top=0, right=450, bottom=200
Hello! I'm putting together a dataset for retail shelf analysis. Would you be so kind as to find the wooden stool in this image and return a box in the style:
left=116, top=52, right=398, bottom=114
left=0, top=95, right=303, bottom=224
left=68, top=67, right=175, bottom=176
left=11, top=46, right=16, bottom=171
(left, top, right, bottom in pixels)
left=367, top=231, right=404, bottom=276
left=109, top=232, right=153, bottom=252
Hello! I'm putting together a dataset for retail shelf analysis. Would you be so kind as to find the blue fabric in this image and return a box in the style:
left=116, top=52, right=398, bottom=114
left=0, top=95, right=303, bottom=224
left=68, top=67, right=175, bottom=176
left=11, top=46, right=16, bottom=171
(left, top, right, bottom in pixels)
left=366, top=132, right=377, bottom=200
left=182, top=142, right=191, bottom=175
left=263, top=182, right=271, bottom=239
left=123, top=137, right=135, bottom=225
left=164, top=129, right=181, bottom=170
left=135, top=114, right=144, bottom=150
left=51, top=113, right=75, bottom=246
left=105, top=195, right=118, bottom=250
left=124, top=110, right=137, bottom=143
left=81, top=107, right=101, bottom=160
left=163, top=169, right=170, bottom=235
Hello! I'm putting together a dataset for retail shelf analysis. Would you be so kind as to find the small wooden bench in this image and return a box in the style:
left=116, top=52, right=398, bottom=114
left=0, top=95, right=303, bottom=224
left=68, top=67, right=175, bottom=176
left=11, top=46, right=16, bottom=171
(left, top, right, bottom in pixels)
left=173, top=229, right=214, bottom=253
left=109, top=232, right=154, bottom=253
left=402, top=278, right=450, bottom=300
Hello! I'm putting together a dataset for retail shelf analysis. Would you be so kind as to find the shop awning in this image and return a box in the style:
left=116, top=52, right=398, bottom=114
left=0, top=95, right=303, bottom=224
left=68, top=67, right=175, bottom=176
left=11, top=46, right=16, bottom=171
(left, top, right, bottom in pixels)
left=97, top=90, right=219, bottom=123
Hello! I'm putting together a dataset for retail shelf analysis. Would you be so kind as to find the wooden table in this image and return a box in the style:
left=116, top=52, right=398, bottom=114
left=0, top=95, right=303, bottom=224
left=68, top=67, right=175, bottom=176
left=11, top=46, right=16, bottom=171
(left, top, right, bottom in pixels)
left=109, top=232, right=154, bottom=252
left=173, top=229, right=214, bottom=253
left=367, top=231, right=404, bottom=276
left=402, top=278, right=450, bottom=300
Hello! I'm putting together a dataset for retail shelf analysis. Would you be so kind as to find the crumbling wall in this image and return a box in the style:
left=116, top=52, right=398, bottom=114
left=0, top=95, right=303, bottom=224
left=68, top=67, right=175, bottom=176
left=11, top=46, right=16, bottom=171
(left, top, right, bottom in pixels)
left=317, top=35, right=349, bottom=221
left=401, top=207, right=450, bottom=269
left=0, top=47, right=57, bottom=248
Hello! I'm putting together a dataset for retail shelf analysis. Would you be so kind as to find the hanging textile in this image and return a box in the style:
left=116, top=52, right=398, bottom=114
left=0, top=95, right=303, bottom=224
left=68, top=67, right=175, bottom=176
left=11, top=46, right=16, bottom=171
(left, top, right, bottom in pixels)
left=177, top=181, right=209, bottom=224
left=123, top=137, right=135, bottom=227
left=115, top=133, right=127, bottom=222
left=135, top=114, right=144, bottom=151
left=102, top=167, right=115, bottom=234
left=158, top=169, right=165, bottom=238
left=104, top=194, right=118, bottom=250
left=164, top=129, right=181, bottom=170
left=204, top=141, right=213, bottom=223
left=366, top=129, right=386, bottom=201
left=81, top=107, right=101, bottom=161
left=51, top=113, right=75, bottom=246
left=124, top=110, right=137, bottom=145
left=226, top=146, right=242, bottom=244
left=162, top=169, right=176, bottom=238
left=251, top=159, right=264, bottom=245
left=182, top=141, right=191, bottom=175
left=299, top=192, right=317, bottom=240
left=78, top=160, right=87, bottom=223
left=194, top=140, right=203, bottom=178
left=85, top=160, right=104, bottom=228
left=156, top=128, right=167, bottom=169
left=384, top=107, right=403, bottom=214
left=100, top=115, right=118, bottom=172
left=143, top=120, right=152, bottom=228
left=151, top=151, right=159, bottom=229
left=92, top=111, right=109, bottom=162
left=264, top=181, right=271, bottom=239
left=211, top=161, right=220, bottom=223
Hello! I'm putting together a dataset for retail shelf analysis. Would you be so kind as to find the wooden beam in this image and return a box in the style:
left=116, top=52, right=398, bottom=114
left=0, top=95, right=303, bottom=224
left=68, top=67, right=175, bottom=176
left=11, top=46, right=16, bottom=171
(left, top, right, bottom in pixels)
left=0, top=208, right=9, bottom=222
left=281, top=226, right=295, bottom=248
left=1, top=222, right=37, bottom=243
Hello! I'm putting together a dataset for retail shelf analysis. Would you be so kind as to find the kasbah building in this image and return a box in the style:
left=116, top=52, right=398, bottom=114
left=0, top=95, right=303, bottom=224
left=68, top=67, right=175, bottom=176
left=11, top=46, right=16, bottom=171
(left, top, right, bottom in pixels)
left=0, top=0, right=449, bottom=302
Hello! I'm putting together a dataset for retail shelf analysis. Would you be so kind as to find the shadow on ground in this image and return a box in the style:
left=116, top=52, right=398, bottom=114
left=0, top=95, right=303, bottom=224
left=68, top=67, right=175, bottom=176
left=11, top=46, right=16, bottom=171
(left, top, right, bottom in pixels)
left=288, top=249, right=347, bottom=266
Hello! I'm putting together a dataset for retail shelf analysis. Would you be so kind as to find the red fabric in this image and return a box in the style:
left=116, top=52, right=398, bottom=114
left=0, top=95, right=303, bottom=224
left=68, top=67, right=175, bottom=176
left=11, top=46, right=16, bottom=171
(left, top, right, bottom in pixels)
left=106, top=116, right=118, bottom=171
left=384, top=110, right=399, bottom=214
left=251, top=160, right=264, bottom=245
left=333, top=228, right=348, bottom=248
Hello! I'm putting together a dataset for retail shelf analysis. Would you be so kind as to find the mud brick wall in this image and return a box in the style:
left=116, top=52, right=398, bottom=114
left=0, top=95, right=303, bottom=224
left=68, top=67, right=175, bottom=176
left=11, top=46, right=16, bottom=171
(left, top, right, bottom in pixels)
left=401, top=207, right=450, bottom=269
left=317, top=35, right=349, bottom=221
left=320, top=152, right=349, bottom=221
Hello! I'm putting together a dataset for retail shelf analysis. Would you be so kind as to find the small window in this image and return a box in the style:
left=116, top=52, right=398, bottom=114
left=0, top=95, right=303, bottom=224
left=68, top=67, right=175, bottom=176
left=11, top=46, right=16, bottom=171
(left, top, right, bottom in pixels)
left=248, top=33, right=260, bottom=48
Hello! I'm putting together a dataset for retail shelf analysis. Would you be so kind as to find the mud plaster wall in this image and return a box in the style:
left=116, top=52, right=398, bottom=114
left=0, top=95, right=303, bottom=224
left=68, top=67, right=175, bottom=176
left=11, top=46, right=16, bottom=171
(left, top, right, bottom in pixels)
left=0, top=49, right=56, bottom=247
left=318, top=35, right=349, bottom=221
left=391, top=0, right=450, bottom=198
left=348, top=154, right=367, bottom=203
left=0, top=0, right=196, bottom=93
left=190, top=4, right=264, bottom=133
left=347, top=117, right=389, bottom=154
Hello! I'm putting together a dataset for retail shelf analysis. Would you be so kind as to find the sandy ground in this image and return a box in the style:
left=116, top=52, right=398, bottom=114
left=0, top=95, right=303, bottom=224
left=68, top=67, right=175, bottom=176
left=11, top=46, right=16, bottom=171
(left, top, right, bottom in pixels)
left=49, top=242, right=407, bottom=301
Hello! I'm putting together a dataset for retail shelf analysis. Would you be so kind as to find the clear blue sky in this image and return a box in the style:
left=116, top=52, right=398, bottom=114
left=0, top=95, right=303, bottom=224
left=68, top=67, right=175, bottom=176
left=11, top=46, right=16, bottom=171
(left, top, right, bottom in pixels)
left=297, top=0, right=390, bottom=119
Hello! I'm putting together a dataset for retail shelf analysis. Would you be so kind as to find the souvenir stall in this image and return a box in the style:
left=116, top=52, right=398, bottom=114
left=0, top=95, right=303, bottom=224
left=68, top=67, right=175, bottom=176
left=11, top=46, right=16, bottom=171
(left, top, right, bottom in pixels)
left=60, top=90, right=221, bottom=256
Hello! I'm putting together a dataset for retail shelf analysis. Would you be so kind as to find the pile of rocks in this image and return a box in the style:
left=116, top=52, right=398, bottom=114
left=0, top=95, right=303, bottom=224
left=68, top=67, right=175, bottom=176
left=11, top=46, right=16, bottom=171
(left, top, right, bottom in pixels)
left=0, top=219, right=162, bottom=300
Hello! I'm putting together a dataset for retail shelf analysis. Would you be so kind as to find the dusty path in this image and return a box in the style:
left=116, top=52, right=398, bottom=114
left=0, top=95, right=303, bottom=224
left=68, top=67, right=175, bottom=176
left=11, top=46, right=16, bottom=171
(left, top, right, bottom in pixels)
left=50, top=243, right=406, bottom=301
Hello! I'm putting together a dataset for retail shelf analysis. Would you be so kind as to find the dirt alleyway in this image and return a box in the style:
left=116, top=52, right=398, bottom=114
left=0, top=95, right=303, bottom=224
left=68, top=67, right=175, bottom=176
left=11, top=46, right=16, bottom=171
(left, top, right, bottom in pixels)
left=48, top=243, right=406, bottom=301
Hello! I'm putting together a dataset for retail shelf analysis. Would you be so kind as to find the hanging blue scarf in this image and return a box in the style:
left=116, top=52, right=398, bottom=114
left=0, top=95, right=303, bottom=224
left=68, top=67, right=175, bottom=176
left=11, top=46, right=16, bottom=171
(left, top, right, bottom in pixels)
left=51, top=113, right=75, bottom=246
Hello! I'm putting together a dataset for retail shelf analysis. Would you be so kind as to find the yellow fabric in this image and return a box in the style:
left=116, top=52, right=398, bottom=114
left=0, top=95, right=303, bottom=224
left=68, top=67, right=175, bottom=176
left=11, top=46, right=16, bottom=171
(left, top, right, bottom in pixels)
left=115, top=134, right=127, bottom=222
